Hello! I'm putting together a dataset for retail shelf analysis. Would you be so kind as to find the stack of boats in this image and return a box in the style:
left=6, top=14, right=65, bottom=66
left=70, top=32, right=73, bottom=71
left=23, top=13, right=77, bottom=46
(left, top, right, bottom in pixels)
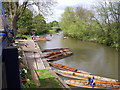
left=49, top=62, right=120, bottom=89
left=42, top=48, right=73, bottom=61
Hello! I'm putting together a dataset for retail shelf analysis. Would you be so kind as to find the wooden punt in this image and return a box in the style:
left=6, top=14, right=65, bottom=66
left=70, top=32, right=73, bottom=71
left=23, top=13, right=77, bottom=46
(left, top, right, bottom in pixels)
left=54, top=70, right=117, bottom=82
left=49, top=62, right=91, bottom=75
left=48, top=52, right=73, bottom=60
left=37, top=35, right=45, bottom=37
left=44, top=49, right=70, bottom=58
left=64, top=80, right=120, bottom=89
left=42, top=48, right=69, bottom=52
left=35, top=37, right=50, bottom=41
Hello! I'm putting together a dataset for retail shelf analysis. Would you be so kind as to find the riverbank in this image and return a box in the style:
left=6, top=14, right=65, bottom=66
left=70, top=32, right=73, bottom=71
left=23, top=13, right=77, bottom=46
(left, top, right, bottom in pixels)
left=16, top=39, right=70, bottom=89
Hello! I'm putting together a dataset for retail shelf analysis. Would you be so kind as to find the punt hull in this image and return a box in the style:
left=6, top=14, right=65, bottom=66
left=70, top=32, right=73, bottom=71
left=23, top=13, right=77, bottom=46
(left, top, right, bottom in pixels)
left=55, top=70, right=117, bottom=82
left=42, top=48, right=69, bottom=52
left=50, top=62, right=91, bottom=75
left=64, top=80, right=120, bottom=89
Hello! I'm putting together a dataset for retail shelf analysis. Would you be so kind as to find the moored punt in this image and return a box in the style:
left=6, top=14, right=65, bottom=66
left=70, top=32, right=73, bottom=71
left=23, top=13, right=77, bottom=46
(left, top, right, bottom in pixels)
left=37, top=35, right=45, bottom=37
left=42, top=48, right=69, bottom=52
left=35, top=37, right=50, bottom=41
left=55, top=70, right=117, bottom=82
left=49, top=62, right=91, bottom=75
left=64, top=80, right=120, bottom=89
left=44, top=49, right=70, bottom=58
left=47, top=52, right=73, bottom=61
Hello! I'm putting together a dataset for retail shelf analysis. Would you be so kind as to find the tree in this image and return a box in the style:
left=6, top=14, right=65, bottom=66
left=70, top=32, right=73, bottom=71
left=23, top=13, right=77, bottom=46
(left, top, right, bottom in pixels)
left=94, top=0, right=120, bottom=47
left=32, top=14, right=47, bottom=34
left=2, top=0, right=56, bottom=36
left=60, top=6, right=94, bottom=39
left=17, top=8, right=33, bottom=34
left=50, top=21, right=59, bottom=27
left=60, top=1, right=120, bottom=48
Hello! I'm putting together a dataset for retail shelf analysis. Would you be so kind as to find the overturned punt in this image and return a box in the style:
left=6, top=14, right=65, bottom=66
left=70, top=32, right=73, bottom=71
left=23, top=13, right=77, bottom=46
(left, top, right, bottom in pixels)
left=64, top=80, right=120, bottom=89
left=50, top=62, right=91, bottom=75
left=44, top=49, right=70, bottom=58
left=42, top=48, right=69, bottom=52
left=54, top=70, right=117, bottom=82
left=47, top=52, right=73, bottom=61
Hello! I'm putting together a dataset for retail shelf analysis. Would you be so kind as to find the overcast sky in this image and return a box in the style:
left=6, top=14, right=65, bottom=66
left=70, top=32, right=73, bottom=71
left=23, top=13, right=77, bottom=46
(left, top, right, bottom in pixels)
left=45, top=0, right=96, bottom=23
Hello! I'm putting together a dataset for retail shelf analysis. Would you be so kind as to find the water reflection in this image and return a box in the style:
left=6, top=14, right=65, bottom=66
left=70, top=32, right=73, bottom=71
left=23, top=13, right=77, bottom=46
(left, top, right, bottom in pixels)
left=38, top=33, right=118, bottom=80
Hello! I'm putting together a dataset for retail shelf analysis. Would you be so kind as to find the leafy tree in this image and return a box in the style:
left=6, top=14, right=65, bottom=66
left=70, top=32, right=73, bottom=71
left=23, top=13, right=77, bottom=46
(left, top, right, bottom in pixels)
left=50, top=21, right=59, bottom=27
left=60, top=6, right=94, bottom=40
left=94, top=1, right=120, bottom=47
left=2, top=0, right=56, bottom=36
left=32, top=14, right=47, bottom=34
left=60, top=1, right=120, bottom=48
left=17, top=8, right=33, bottom=34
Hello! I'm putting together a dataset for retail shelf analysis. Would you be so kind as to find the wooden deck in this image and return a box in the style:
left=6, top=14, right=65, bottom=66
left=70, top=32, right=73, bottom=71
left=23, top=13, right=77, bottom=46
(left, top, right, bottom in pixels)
left=17, top=39, right=70, bottom=89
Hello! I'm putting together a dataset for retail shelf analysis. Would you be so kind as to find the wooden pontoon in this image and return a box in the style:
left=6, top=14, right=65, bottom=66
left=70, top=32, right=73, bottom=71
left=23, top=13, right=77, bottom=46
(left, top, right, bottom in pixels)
left=42, top=48, right=69, bottom=52
left=54, top=70, right=117, bottom=82
left=64, top=80, right=120, bottom=89
left=49, top=62, right=91, bottom=75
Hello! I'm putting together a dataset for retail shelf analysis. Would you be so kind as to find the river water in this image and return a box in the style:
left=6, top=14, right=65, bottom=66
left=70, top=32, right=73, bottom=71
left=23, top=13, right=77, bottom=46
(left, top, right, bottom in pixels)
left=38, top=33, right=118, bottom=80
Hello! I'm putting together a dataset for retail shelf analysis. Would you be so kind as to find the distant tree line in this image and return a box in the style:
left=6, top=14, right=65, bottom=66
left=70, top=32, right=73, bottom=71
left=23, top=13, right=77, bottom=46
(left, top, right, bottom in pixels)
left=59, top=1, right=120, bottom=48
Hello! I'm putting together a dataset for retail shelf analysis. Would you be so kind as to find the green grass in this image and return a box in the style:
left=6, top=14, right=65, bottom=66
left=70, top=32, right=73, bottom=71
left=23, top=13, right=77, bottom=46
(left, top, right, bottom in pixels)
left=23, top=35, right=32, bottom=39
left=16, top=34, right=32, bottom=39
left=36, top=69, right=62, bottom=88
left=49, top=29, right=57, bottom=34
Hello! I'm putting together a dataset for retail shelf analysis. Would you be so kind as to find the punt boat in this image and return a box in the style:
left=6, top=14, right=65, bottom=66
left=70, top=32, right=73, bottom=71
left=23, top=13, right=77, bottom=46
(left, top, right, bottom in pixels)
left=44, top=49, right=70, bottom=58
left=42, top=48, right=69, bottom=52
left=64, top=79, right=120, bottom=89
left=47, top=52, right=73, bottom=61
left=54, top=70, right=117, bottom=82
left=49, top=62, right=91, bottom=75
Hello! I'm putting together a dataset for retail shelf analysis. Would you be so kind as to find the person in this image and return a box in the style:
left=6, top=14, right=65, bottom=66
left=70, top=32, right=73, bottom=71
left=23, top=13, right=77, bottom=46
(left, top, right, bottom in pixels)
left=73, top=73, right=75, bottom=76
left=87, top=77, right=91, bottom=85
left=87, top=77, right=95, bottom=88
left=24, top=43, right=28, bottom=47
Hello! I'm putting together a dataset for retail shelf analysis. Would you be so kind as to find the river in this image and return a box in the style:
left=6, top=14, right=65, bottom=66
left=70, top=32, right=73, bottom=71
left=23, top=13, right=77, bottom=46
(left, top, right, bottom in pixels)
left=37, top=33, right=118, bottom=80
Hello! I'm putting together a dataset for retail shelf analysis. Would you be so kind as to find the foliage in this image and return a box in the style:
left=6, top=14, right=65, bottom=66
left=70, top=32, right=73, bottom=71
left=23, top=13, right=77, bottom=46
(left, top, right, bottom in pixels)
left=49, top=29, right=56, bottom=34
left=36, top=69, right=62, bottom=88
left=17, top=8, right=33, bottom=34
left=60, top=1, right=120, bottom=48
left=32, top=14, right=48, bottom=34
left=2, top=0, right=56, bottom=35
left=49, top=20, right=59, bottom=27
left=16, top=34, right=32, bottom=39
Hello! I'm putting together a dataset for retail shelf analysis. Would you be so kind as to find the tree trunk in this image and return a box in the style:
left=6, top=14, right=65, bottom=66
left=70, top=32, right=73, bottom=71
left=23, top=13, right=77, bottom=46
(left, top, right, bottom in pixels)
left=11, top=16, right=18, bottom=36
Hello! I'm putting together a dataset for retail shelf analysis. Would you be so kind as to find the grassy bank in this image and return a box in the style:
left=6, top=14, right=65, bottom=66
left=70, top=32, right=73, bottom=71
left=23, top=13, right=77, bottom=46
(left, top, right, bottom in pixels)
left=36, top=69, right=62, bottom=88
left=17, top=34, right=32, bottom=39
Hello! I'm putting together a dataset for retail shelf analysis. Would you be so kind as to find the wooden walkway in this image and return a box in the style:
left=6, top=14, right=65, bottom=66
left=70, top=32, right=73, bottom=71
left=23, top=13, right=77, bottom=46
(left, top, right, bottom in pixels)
left=17, top=39, right=70, bottom=89
left=18, top=40, right=45, bottom=87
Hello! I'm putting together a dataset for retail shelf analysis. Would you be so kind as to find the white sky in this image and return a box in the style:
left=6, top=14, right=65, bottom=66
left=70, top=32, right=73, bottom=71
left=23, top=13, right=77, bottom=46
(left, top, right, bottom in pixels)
left=45, top=0, right=96, bottom=23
